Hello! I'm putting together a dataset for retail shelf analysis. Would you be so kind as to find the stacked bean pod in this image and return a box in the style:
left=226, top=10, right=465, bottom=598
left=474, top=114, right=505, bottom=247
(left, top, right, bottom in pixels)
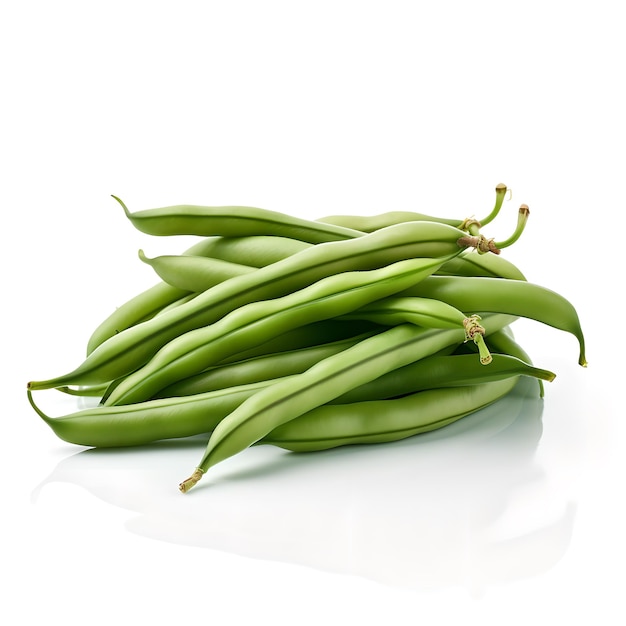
left=27, top=184, right=587, bottom=493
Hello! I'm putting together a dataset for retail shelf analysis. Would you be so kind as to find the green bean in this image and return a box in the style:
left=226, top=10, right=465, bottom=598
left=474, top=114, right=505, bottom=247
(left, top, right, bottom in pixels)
left=485, top=327, right=545, bottom=396
left=29, top=339, right=545, bottom=449
left=402, top=275, right=587, bottom=366
left=103, top=255, right=462, bottom=406
left=86, top=282, right=189, bottom=356
left=154, top=331, right=380, bottom=398
left=60, top=320, right=382, bottom=399
left=115, top=195, right=364, bottom=243
left=178, top=312, right=515, bottom=491
left=318, top=211, right=463, bottom=231
left=28, top=379, right=277, bottom=448
left=436, top=249, right=527, bottom=280
left=140, top=248, right=528, bottom=295
left=181, top=235, right=310, bottom=267
left=28, top=220, right=477, bottom=391
left=262, top=378, right=519, bottom=452
left=340, top=295, right=493, bottom=364
left=138, top=250, right=256, bottom=293
left=219, top=319, right=383, bottom=363
left=316, top=183, right=509, bottom=233
left=85, top=235, right=223, bottom=355
left=331, top=351, right=554, bottom=404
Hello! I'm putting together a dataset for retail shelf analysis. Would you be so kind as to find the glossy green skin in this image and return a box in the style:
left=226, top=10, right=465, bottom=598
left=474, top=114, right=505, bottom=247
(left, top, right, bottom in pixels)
left=29, top=380, right=273, bottom=447
left=402, top=275, right=587, bottom=366
left=30, top=343, right=550, bottom=449
left=341, top=295, right=469, bottom=330
left=28, top=220, right=470, bottom=390
left=143, top=244, right=527, bottom=300
left=141, top=245, right=527, bottom=297
left=139, top=252, right=256, bottom=293
left=318, top=211, right=463, bottom=231
left=103, top=256, right=457, bottom=406
left=178, top=235, right=311, bottom=267
left=61, top=322, right=383, bottom=398
left=185, top=312, right=516, bottom=484
left=122, top=200, right=364, bottom=243
left=263, top=378, right=519, bottom=451
left=84, top=232, right=231, bottom=355
left=485, top=327, right=545, bottom=396
left=436, top=250, right=526, bottom=280
left=155, top=332, right=378, bottom=398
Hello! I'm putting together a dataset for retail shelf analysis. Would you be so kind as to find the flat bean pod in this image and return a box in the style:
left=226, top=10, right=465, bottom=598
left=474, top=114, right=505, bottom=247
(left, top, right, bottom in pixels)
left=116, top=196, right=364, bottom=243
left=138, top=250, right=256, bottom=293
left=340, top=295, right=493, bottom=363
left=318, top=211, right=463, bottom=230
left=155, top=331, right=380, bottom=398
left=28, top=220, right=476, bottom=390
left=179, top=313, right=515, bottom=491
left=29, top=343, right=545, bottom=449
left=182, top=234, right=310, bottom=267
left=85, top=235, right=222, bottom=355
left=316, top=183, right=509, bottom=234
left=485, top=326, right=545, bottom=396
left=436, top=250, right=527, bottom=280
left=103, top=255, right=460, bottom=406
left=29, top=379, right=276, bottom=447
left=331, top=350, right=554, bottom=404
left=262, top=378, right=520, bottom=452
left=60, top=320, right=383, bottom=399
left=402, top=275, right=587, bottom=366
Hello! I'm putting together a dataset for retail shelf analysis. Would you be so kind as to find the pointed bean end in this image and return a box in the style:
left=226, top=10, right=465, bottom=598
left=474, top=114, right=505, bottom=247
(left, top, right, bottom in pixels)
left=111, top=194, right=131, bottom=217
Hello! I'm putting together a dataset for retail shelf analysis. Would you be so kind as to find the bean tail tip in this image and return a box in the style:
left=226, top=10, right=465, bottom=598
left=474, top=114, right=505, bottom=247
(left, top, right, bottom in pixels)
left=111, top=194, right=131, bottom=217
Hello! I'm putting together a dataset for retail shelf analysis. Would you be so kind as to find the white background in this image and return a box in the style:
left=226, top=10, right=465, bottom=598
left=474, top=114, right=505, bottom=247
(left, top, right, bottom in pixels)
left=2, top=1, right=624, bottom=624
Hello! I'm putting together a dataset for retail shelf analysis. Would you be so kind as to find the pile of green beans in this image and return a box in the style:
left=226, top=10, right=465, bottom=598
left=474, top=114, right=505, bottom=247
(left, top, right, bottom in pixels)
left=27, top=184, right=587, bottom=493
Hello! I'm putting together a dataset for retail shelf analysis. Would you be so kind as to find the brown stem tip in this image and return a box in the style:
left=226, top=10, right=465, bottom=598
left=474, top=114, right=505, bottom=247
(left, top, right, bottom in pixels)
left=457, top=235, right=501, bottom=255
left=179, top=468, right=204, bottom=493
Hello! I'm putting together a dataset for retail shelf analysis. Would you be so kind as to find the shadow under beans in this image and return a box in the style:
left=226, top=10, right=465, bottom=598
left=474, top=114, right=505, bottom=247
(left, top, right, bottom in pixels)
left=32, top=377, right=577, bottom=595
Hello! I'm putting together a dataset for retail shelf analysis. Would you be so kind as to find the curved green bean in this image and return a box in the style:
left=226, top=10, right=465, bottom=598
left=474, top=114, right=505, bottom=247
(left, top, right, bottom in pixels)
left=154, top=331, right=380, bottom=398
left=115, top=196, right=364, bottom=243
left=138, top=250, right=256, bottom=293
left=262, top=378, right=520, bottom=452
left=103, top=255, right=461, bottom=406
left=179, top=234, right=310, bottom=267
left=60, top=320, right=382, bottom=399
left=485, top=327, right=545, bottom=396
left=316, top=183, right=509, bottom=233
left=179, top=312, right=515, bottom=491
left=29, top=344, right=548, bottom=449
left=28, top=220, right=477, bottom=391
left=318, top=211, right=463, bottom=231
left=402, top=275, right=587, bottom=366
left=331, top=351, right=554, bottom=404
left=437, top=250, right=527, bottom=280
left=85, top=235, right=223, bottom=355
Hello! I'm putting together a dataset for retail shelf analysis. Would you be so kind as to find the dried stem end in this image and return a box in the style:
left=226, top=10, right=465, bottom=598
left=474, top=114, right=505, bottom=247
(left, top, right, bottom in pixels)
left=463, top=315, right=492, bottom=365
left=179, top=468, right=204, bottom=493
left=457, top=234, right=501, bottom=255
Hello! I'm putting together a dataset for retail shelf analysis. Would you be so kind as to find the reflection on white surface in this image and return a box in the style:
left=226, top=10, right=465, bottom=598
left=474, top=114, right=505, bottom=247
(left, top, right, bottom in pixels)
left=33, top=378, right=576, bottom=595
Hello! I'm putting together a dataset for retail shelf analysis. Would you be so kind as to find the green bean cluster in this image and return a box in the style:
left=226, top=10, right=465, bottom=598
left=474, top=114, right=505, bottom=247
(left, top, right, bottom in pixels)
left=27, top=184, right=587, bottom=493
